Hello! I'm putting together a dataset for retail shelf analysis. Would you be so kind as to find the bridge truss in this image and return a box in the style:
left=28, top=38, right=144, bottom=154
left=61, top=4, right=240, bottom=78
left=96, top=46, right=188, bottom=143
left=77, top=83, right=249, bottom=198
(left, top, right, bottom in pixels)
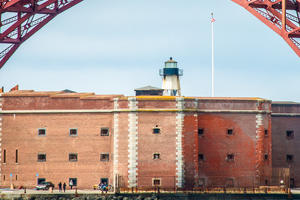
left=0, top=0, right=299, bottom=70
left=0, top=0, right=83, bottom=69
left=233, top=0, right=300, bottom=57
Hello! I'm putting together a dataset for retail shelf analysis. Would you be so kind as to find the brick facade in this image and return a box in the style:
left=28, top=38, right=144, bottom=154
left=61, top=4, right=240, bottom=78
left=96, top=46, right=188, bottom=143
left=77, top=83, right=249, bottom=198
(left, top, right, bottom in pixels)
left=0, top=90, right=296, bottom=189
left=272, top=102, right=300, bottom=188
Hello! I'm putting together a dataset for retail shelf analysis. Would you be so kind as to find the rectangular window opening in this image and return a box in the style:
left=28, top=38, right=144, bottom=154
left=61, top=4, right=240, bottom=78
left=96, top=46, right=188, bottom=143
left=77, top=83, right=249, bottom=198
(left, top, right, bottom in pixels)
left=37, top=178, right=46, bottom=185
left=265, top=179, right=269, bottom=186
left=69, top=129, right=78, bottom=136
left=69, top=153, right=78, bottom=162
left=69, top=178, right=77, bottom=186
left=227, top=129, right=233, bottom=135
left=286, top=154, right=294, bottom=162
left=38, top=129, right=46, bottom=136
left=286, top=130, right=294, bottom=139
left=101, top=178, right=109, bottom=185
left=227, top=154, right=234, bottom=161
left=152, top=178, right=161, bottom=186
left=3, top=149, right=6, bottom=163
left=264, top=154, right=269, bottom=160
left=290, top=178, right=295, bottom=188
left=198, top=129, right=204, bottom=136
left=37, top=153, right=46, bottom=162
left=3, top=175, right=5, bottom=181
left=100, top=153, right=109, bottom=162
left=100, top=128, right=109, bottom=136
left=264, top=129, right=268, bottom=136
left=16, top=175, right=18, bottom=181
left=153, top=127, right=161, bottom=134
left=198, top=154, right=204, bottom=161
left=16, top=149, right=18, bottom=163
left=153, top=153, right=160, bottom=160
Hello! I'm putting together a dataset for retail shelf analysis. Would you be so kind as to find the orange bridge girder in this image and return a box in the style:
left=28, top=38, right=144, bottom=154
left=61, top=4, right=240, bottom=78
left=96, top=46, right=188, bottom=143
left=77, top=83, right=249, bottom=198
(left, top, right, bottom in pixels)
left=232, top=0, right=300, bottom=57
left=0, top=0, right=83, bottom=69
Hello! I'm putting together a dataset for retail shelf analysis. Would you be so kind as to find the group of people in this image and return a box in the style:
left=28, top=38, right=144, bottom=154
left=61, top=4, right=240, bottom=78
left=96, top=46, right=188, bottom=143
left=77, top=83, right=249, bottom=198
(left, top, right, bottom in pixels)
left=58, top=182, right=67, bottom=192
left=98, top=182, right=108, bottom=192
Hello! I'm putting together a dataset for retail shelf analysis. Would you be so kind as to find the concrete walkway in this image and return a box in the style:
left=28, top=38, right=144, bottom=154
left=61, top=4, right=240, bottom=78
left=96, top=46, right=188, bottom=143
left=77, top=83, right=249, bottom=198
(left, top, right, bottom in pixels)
left=0, top=188, right=112, bottom=195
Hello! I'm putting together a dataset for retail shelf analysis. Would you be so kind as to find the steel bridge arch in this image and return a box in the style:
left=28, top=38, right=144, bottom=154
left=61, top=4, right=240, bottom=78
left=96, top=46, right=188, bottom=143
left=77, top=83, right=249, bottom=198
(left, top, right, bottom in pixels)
left=0, top=0, right=299, bottom=69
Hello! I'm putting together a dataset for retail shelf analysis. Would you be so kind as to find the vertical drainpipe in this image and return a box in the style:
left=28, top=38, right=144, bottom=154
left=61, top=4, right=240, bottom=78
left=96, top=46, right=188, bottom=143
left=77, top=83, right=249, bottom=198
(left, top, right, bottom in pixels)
left=113, top=98, right=119, bottom=192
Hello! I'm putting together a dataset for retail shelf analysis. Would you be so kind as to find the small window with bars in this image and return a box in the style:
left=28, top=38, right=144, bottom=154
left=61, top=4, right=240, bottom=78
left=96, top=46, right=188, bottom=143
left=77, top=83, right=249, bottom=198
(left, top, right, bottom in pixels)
left=264, top=129, right=268, bottom=136
left=37, top=153, right=46, bottom=162
left=152, top=178, right=161, bottom=186
left=100, top=128, right=109, bottom=136
left=69, top=153, right=78, bottom=162
left=100, top=153, right=109, bottom=162
left=199, top=154, right=205, bottom=161
left=286, top=154, right=294, bottom=162
left=198, top=129, right=204, bottom=136
left=153, top=153, right=160, bottom=160
left=69, top=129, right=78, bottom=136
left=153, top=126, right=161, bottom=134
left=38, top=129, right=46, bottom=136
left=226, top=154, right=235, bottom=161
left=286, top=130, right=294, bottom=139
left=227, top=129, right=234, bottom=135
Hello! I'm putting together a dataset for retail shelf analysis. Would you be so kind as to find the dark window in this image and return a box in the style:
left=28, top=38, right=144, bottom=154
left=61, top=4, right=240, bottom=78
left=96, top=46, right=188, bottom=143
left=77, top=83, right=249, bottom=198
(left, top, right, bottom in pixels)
left=69, top=129, right=78, bottom=136
left=69, top=178, right=77, bottom=186
left=265, top=179, right=269, bottom=186
left=286, top=130, right=294, bottom=139
left=227, top=154, right=234, bottom=161
left=287, top=154, right=294, bottom=162
left=198, top=129, right=204, bottom=136
left=69, top=153, right=78, bottom=162
left=153, top=153, right=160, bottom=160
left=153, top=128, right=161, bottom=134
left=3, top=175, right=5, bottom=181
left=199, top=154, right=204, bottom=161
left=38, top=129, right=46, bottom=136
left=227, top=129, right=233, bottom=135
left=290, top=178, right=295, bottom=188
left=16, top=175, right=17, bottom=181
left=16, top=149, right=18, bottom=163
left=37, top=178, right=46, bottom=184
left=3, top=149, right=6, bottom=163
left=264, top=129, right=268, bottom=136
left=37, top=154, right=46, bottom=162
left=153, top=179, right=161, bottom=186
left=101, top=178, right=109, bottom=185
left=100, top=128, right=109, bottom=136
left=100, top=153, right=109, bottom=162
left=264, top=154, right=269, bottom=160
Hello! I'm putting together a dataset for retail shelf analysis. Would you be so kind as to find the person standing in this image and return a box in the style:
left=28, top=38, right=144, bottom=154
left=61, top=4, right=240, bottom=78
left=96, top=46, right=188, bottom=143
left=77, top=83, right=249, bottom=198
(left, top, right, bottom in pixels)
left=58, top=182, right=62, bottom=192
left=69, top=179, right=73, bottom=189
left=63, top=182, right=66, bottom=192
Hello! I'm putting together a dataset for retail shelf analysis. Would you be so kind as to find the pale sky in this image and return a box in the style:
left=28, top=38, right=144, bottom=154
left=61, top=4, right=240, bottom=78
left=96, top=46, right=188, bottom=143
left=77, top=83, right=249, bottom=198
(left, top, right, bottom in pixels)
left=0, top=0, right=299, bottom=101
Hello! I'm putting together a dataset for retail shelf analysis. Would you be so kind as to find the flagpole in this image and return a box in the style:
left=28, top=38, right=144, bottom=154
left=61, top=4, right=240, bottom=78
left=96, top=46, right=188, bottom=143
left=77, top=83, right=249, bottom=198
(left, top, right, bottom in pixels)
left=211, top=13, right=215, bottom=97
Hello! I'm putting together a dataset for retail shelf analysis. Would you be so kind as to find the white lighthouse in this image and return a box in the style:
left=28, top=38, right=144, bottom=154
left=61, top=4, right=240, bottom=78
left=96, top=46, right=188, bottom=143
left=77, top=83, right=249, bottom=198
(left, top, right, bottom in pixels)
left=160, top=57, right=183, bottom=96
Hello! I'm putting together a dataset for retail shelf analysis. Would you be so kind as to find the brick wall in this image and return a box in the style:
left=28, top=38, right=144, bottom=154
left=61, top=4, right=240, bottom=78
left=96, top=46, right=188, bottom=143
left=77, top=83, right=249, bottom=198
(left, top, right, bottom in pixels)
left=272, top=103, right=300, bottom=188
left=0, top=91, right=275, bottom=189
